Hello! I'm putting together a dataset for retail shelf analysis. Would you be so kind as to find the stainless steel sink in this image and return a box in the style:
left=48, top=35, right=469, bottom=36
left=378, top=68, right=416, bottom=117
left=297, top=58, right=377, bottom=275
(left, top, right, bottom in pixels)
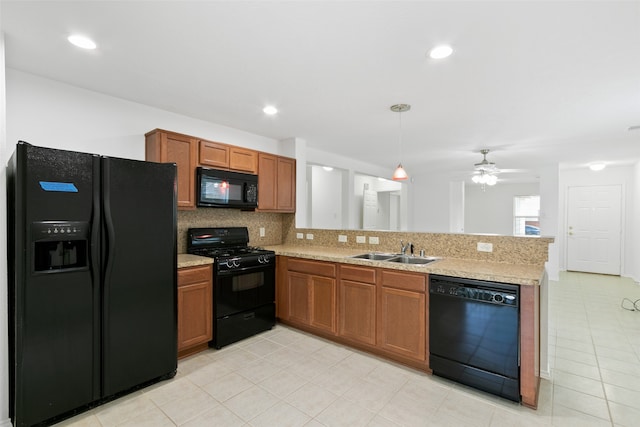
left=351, top=253, right=399, bottom=261
left=351, top=253, right=440, bottom=265
left=385, top=255, right=441, bottom=265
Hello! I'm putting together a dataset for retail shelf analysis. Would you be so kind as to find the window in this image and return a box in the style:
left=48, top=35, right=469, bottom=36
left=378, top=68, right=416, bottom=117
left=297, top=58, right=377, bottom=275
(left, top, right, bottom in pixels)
left=514, top=195, right=540, bottom=235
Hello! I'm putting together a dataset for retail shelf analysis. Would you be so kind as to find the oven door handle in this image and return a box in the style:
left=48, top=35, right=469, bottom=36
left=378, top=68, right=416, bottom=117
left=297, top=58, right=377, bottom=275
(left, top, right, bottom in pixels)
left=216, top=264, right=274, bottom=276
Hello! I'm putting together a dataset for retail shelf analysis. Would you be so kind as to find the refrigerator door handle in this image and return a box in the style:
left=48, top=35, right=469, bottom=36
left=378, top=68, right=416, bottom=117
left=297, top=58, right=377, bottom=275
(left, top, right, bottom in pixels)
left=101, top=158, right=117, bottom=286
left=90, top=155, right=102, bottom=401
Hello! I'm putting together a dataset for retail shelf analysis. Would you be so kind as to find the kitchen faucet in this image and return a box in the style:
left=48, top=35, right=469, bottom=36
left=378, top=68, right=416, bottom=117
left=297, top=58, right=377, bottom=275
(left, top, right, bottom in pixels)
left=400, top=240, right=413, bottom=256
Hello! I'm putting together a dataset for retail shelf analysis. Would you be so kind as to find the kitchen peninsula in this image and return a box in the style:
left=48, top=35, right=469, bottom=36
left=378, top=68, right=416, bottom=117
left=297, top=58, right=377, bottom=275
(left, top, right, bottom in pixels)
left=265, top=228, right=553, bottom=409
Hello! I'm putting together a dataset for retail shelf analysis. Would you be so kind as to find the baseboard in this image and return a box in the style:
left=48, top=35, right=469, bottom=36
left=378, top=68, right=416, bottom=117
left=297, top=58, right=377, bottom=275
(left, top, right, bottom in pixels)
left=540, top=368, right=552, bottom=380
left=0, top=417, right=13, bottom=427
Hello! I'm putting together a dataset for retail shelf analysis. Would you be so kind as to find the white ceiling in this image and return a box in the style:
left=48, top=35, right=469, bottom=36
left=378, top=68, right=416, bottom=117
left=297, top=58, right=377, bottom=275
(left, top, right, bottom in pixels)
left=2, top=1, right=640, bottom=183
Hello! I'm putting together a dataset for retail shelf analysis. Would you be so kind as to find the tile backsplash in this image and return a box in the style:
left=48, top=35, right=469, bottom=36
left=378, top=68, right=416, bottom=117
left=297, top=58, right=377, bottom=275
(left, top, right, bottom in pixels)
left=283, top=224, right=554, bottom=266
left=178, top=210, right=554, bottom=265
left=177, top=209, right=291, bottom=253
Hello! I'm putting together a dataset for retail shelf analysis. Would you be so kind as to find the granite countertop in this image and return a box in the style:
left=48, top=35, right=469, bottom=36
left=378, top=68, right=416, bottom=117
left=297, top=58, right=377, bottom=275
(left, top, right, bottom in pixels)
left=264, top=244, right=546, bottom=286
left=177, top=254, right=214, bottom=269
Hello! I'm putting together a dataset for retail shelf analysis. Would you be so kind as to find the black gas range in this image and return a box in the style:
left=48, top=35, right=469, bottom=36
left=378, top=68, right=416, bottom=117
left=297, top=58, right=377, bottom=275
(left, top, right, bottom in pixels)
left=187, top=227, right=275, bottom=348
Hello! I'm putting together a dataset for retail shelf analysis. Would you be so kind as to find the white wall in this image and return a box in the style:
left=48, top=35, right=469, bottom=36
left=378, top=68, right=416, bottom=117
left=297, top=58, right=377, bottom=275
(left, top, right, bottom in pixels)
left=6, top=69, right=282, bottom=160
left=1, top=26, right=13, bottom=427
left=411, top=173, right=452, bottom=232
left=632, top=161, right=640, bottom=282
left=309, top=165, right=343, bottom=229
left=465, top=183, right=540, bottom=235
left=558, top=165, right=635, bottom=278
left=539, top=164, right=560, bottom=281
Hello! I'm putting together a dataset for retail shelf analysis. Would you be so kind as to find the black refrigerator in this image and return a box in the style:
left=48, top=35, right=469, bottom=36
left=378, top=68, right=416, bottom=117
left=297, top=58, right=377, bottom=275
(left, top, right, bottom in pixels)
left=7, top=142, right=178, bottom=427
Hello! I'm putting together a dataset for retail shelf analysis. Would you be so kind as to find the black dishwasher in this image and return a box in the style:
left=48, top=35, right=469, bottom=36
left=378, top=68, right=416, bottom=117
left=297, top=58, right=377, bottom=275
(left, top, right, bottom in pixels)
left=429, top=274, right=520, bottom=402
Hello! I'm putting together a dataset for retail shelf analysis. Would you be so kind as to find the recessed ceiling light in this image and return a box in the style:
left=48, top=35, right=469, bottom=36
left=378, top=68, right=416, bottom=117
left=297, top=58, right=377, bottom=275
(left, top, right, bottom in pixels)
left=322, top=166, right=333, bottom=172
left=263, top=105, right=278, bottom=115
left=428, top=45, right=453, bottom=59
left=68, top=34, right=97, bottom=50
left=589, top=162, right=606, bottom=171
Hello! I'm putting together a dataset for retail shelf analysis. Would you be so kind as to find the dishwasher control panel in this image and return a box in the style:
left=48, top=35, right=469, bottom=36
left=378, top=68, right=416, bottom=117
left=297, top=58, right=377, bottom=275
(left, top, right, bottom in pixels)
left=430, top=276, right=518, bottom=306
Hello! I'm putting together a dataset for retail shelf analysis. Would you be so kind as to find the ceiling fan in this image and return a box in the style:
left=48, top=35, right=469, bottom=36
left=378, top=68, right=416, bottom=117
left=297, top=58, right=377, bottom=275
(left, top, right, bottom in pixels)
left=472, top=149, right=499, bottom=186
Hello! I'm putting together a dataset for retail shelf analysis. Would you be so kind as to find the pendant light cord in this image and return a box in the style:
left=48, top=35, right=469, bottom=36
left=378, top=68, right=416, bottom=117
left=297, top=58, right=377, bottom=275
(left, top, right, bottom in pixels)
left=398, top=110, right=403, bottom=165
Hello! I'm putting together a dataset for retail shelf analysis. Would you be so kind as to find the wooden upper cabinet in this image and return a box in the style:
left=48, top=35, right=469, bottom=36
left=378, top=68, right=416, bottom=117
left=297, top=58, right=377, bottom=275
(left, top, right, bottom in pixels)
left=229, top=146, right=258, bottom=174
left=258, top=153, right=278, bottom=210
left=145, top=129, right=197, bottom=210
left=258, top=153, right=296, bottom=213
left=277, top=157, right=296, bottom=212
left=199, top=140, right=258, bottom=174
left=199, top=140, right=229, bottom=169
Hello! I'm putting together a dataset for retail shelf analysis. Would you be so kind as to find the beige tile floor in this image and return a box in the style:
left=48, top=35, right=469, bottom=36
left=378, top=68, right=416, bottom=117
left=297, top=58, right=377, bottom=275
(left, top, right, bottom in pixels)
left=56, top=271, right=640, bottom=427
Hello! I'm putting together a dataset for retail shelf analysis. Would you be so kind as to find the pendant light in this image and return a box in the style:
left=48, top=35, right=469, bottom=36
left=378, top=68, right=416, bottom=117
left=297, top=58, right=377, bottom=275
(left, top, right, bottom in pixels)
left=391, top=103, right=410, bottom=181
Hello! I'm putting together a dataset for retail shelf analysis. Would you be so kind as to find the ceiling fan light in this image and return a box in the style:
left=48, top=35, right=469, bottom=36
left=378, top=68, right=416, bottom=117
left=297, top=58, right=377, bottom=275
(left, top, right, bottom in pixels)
left=486, top=174, right=498, bottom=185
left=472, top=175, right=482, bottom=184
left=392, top=164, right=408, bottom=181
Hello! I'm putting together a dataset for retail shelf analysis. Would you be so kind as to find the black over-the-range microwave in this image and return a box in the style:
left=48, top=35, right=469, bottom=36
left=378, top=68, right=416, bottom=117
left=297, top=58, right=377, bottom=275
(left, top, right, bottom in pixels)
left=196, top=167, right=258, bottom=209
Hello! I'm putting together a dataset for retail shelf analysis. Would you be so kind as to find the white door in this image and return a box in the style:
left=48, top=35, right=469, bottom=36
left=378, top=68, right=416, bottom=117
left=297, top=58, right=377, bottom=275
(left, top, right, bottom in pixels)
left=362, top=189, right=378, bottom=230
left=566, top=185, right=622, bottom=275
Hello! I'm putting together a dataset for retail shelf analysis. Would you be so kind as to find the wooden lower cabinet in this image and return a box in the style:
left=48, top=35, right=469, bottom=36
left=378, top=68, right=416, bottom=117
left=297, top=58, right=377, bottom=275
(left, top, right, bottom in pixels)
left=378, top=286, right=426, bottom=362
left=284, top=258, right=337, bottom=334
left=177, top=264, right=213, bottom=359
left=338, top=265, right=376, bottom=346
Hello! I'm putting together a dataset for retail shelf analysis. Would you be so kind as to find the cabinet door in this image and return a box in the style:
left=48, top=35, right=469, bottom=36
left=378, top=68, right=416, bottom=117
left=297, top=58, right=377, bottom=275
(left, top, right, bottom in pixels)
left=378, top=286, right=426, bottom=361
left=287, top=271, right=310, bottom=324
left=276, top=157, right=296, bottom=212
left=199, top=140, right=229, bottom=169
left=229, top=147, right=258, bottom=174
left=258, top=153, right=278, bottom=210
left=177, top=265, right=213, bottom=356
left=339, top=280, right=376, bottom=345
left=310, top=275, right=336, bottom=334
left=146, top=130, right=197, bottom=210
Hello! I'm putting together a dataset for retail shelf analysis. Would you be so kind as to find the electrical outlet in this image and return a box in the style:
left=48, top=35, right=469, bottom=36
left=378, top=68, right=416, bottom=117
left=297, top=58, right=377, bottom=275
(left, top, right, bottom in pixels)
left=369, top=236, right=379, bottom=244
left=338, top=235, right=348, bottom=243
left=259, top=227, right=265, bottom=237
left=477, top=242, right=493, bottom=252
left=356, top=236, right=366, bottom=244
left=306, top=233, right=314, bottom=240
left=296, top=233, right=304, bottom=239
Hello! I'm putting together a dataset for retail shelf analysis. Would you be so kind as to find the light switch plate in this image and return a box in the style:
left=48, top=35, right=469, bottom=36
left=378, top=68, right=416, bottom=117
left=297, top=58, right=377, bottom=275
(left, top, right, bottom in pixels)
left=306, top=233, right=314, bottom=240
left=296, top=233, right=304, bottom=239
left=259, top=227, right=265, bottom=237
left=356, top=236, right=366, bottom=244
left=369, top=236, right=379, bottom=244
left=338, top=235, right=348, bottom=243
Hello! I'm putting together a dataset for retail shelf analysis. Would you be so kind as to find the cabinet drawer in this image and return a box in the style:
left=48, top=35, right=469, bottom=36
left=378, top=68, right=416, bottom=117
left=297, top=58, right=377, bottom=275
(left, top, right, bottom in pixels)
left=178, top=265, right=212, bottom=286
left=287, top=258, right=336, bottom=278
left=380, top=270, right=426, bottom=293
left=340, top=265, right=376, bottom=284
